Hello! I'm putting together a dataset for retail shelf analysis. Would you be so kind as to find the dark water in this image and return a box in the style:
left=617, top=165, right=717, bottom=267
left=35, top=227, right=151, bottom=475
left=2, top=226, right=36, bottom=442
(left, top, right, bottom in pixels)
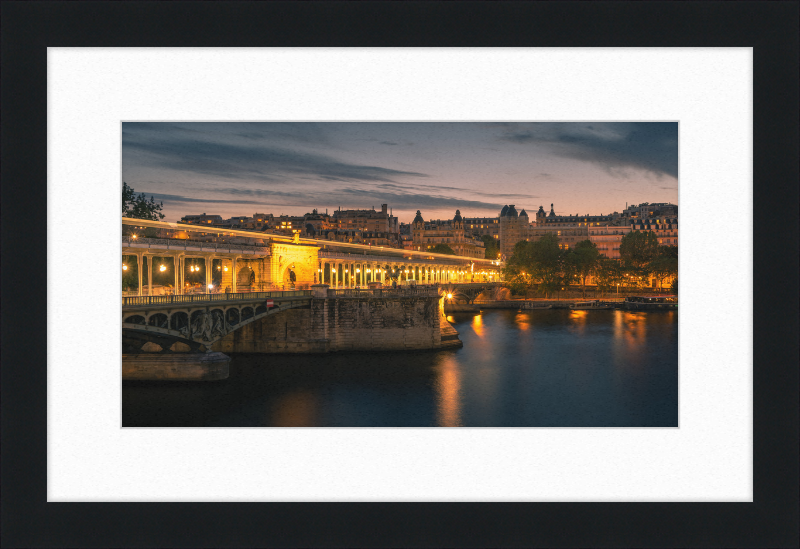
left=122, top=309, right=678, bottom=427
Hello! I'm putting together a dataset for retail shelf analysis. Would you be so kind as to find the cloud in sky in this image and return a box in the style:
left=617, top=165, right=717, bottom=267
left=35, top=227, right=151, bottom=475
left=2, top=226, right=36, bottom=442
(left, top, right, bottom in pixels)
left=124, top=136, right=428, bottom=184
left=122, top=122, right=678, bottom=222
left=495, top=122, right=678, bottom=179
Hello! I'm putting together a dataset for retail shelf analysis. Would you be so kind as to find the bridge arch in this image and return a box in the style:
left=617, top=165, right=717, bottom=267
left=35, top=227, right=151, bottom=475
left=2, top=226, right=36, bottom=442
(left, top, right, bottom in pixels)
left=282, top=266, right=297, bottom=288
left=122, top=294, right=310, bottom=354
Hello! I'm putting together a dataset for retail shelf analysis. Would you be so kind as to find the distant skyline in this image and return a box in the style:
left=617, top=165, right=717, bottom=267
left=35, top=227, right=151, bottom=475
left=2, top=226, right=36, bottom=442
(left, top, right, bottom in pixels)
left=121, top=122, right=678, bottom=223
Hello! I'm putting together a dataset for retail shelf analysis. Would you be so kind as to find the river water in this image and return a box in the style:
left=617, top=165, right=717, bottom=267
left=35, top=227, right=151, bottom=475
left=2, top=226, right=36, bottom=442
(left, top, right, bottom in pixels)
left=122, top=309, right=678, bottom=427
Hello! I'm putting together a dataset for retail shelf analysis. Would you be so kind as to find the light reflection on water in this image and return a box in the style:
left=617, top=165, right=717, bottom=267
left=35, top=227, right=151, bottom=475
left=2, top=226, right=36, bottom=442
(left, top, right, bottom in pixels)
left=122, top=309, right=678, bottom=427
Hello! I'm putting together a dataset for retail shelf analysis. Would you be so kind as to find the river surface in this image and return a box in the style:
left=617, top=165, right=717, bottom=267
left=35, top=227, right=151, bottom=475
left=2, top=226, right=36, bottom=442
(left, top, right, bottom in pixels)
left=122, top=309, right=678, bottom=427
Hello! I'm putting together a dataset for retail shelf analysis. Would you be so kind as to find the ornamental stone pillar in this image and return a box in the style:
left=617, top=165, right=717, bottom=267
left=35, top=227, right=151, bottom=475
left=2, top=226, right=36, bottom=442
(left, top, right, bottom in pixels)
left=136, top=252, right=144, bottom=297
left=146, top=254, right=153, bottom=296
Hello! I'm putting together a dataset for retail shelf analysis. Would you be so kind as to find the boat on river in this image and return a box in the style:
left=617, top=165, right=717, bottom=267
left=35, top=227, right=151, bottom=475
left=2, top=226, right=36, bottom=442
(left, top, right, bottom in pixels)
left=518, top=301, right=553, bottom=310
left=623, top=295, right=678, bottom=310
left=569, top=300, right=614, bottom=310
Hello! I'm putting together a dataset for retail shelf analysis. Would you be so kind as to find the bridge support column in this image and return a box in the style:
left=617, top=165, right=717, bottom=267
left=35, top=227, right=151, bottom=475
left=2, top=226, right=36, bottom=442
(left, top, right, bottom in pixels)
left=205, top=256, right=212, bottom=293
left=136, top=252, right=144, bottom=296
left=173, top=254, right=180, bottom=295
left=146, top=254, right=153, bottom=296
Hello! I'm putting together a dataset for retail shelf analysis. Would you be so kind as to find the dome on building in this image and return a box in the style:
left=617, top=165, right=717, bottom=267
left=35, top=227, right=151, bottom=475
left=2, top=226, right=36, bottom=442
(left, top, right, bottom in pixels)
left=519, top=208, right=528, bottom=217
left=453, top=209, right=462, bottom=222
left=413, top=210, right=424, bottom=224
left=500, top=205, right=509, bottom=217
left=506, top=204, right=518, bottom=218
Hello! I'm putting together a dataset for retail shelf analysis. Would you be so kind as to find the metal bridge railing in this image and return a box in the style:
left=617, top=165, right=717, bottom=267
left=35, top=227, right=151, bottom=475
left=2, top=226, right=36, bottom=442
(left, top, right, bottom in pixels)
left=327, top=288, right=440, bottom=298
left=122, top=235, right=270, bottom=253
left=122, top=290, right=312, bottom=307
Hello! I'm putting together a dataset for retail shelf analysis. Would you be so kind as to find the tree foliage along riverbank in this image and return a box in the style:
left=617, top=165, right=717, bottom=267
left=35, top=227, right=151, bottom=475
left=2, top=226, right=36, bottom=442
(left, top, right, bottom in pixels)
left=123, top=182, right=165, bottom=220
left=502, top=231, right=678, bottom=298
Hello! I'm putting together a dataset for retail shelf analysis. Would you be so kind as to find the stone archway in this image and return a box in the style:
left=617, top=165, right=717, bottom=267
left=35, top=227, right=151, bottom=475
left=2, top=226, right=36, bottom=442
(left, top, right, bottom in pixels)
left=282, top=266, right=297, bottom=288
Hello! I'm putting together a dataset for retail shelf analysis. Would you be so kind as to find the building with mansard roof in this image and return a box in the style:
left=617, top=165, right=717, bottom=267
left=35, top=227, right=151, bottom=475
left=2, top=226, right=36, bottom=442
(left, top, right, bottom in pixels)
left=411, top=209, right=485, bottom=259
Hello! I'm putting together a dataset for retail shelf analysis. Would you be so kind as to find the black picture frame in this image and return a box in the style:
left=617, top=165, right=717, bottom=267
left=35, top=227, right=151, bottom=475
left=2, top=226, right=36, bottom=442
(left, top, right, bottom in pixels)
left=2, top=1, right=798, bottom=547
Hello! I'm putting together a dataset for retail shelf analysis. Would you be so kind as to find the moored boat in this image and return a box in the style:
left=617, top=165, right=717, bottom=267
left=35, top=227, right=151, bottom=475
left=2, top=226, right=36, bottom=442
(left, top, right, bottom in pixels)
left=569, top=300, right=613, bottom=310
left=623, top=295, right=678, bottom=310
left=519, top=302, right=553, bottom=310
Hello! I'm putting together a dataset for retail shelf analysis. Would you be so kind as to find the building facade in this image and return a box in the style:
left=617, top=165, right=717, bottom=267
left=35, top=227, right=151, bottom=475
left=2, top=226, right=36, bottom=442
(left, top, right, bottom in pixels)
left=411, top=210, right=486, bottom=259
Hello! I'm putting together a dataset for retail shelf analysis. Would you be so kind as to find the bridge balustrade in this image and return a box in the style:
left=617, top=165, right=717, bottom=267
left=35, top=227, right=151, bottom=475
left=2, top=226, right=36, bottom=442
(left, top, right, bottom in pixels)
left=122, top=235, right=270, bottom=254
left=122, top=290, right=312, bottom=307
left=327, top=288, right=440, bottom=298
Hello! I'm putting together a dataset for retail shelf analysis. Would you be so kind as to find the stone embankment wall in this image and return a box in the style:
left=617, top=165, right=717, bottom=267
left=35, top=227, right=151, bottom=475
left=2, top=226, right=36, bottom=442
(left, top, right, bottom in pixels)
left=213, top=290, right=461, bottom=354
left=445, top=299, right=626, bottom=312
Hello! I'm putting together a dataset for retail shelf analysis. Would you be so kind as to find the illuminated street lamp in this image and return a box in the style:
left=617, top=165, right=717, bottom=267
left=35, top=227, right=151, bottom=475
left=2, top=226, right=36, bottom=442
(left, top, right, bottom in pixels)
left=122, top=264, right=128, bottom=271
left=160, top=264, right=166, bottom=272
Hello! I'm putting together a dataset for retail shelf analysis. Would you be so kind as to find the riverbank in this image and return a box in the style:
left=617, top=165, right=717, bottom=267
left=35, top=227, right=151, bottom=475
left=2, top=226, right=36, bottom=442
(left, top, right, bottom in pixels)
left=445, top=298, right=625, bottom=312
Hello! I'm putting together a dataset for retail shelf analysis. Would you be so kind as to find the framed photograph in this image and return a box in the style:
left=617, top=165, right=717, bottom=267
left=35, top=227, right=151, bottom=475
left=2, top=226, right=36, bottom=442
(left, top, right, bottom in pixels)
left=3, top=1, right=797, bottom=547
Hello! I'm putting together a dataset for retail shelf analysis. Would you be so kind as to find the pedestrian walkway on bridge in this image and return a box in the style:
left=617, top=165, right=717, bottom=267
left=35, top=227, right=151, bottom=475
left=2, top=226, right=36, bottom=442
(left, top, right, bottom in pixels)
left=122, top=217, right=504, bottom=297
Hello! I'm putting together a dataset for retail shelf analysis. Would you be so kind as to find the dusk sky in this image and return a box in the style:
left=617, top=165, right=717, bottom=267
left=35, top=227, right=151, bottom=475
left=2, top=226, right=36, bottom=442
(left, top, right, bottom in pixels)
left=121, top=122, right=678, bottom=223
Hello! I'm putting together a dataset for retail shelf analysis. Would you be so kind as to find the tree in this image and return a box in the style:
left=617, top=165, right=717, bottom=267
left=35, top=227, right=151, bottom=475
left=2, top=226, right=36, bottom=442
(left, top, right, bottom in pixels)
left=502, top=240, right=536, bottom=295
left=670, top=278, right=678, bottom=295
left=429, top=243, right=455, bottom=255
left=594, top=258, right=623, bottom=296
left=619, top=230, right=659, bottom=269
left=649, top=254, right=678, bottom=291
left=480, top=234, right=500, bottom=260
left=529, top=234, right=566, bottom=297
left=122, top=182, right=165, bottom=220
left=569, top=239, right=600, bottom=297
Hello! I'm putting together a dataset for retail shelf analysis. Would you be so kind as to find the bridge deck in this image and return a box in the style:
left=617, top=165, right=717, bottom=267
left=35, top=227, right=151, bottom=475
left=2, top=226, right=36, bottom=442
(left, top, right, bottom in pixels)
left=122, top=283, right=502, bottom=310
left=123, top=290, right=312, bottom=308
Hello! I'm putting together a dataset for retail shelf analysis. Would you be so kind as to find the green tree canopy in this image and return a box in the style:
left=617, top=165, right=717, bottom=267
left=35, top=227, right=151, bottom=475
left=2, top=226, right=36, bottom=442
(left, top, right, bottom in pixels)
left=649, top=245, right=678, bottom=291
left=502, top=234, right=569, bottom=297
left=619, top=230, right=659, bottom=269
left=658, top=244, right=678, bottom=259
left=429, top=244, right=456, bottom=255
left=480, top=234, right=500, bottom=260
left=123, top=182, right=165, bottom=220
left=594, top=258, right=623, bottom=295
left=568, top=239, right=601, bottom=297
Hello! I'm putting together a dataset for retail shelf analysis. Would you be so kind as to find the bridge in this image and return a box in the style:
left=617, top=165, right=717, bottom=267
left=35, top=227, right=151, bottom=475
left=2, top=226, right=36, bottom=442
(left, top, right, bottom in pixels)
left=122, top=217, right=504, bottom=296
left=122, top=218, right=506, bottom=379
left=122, top=290, right=313, bottom=353
left=122, top=282, right=502, bottom=352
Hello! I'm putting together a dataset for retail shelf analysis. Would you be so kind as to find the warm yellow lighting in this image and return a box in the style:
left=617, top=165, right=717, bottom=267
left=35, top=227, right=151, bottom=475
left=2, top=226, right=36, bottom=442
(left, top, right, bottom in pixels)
left=207, top=284, right=213, bottom=289
left=332, top=269, right=336, bottom=273
left=224, top=266, right=228, bottom=272
left=356, top=268, right=361, bottom=273
left=446, top=293, right=453, bottom=299
left=122, top=265, right=128, bottom=271
left=131, top=234, right=137, bottom=239
left=160, top=265, right=166, bottom=272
